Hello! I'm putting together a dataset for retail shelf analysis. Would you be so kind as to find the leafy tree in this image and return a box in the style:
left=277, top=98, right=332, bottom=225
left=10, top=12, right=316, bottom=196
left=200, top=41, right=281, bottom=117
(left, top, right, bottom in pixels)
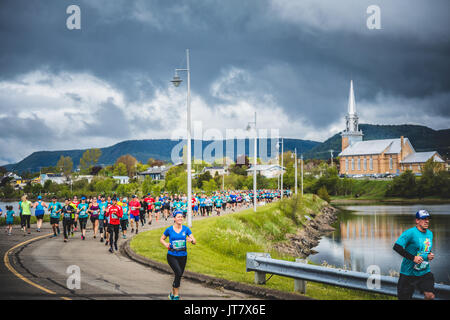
left=196, top=171, right=213, bottom=188
left=113, top=163, right=127, bottom=176
left=56, top=156, right=73, bottom=176
left=90, top=166, right=103, bottom=176
left=387, top=170, right=417, bottom=198
left=317, top=186, right=330, bottom=202
left=79, top=148, right=102, bottom=173
left=202, top=179, right=217, bottom=193
left=116, top=154, right=138, bottom=177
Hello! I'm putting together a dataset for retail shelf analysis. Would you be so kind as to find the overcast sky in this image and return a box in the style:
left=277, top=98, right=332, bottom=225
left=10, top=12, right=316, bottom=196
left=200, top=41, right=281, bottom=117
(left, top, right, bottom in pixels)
left=0, top=0, right=449, bottom=165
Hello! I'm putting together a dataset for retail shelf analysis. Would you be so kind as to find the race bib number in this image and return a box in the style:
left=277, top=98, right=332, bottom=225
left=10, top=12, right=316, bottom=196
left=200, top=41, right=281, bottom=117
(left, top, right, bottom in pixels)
left=172, top=240, right=186, bottom=250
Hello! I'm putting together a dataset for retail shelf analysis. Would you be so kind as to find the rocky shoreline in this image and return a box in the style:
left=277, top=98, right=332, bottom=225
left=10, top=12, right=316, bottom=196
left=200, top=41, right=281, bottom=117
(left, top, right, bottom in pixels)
left=273, top=205, right=338, bottom=259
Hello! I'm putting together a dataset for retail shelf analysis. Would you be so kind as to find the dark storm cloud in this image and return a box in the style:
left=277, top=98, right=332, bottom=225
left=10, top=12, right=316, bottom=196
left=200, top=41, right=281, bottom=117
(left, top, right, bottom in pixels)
left=80, top=98, right=131, bottom=138
left=0, top=114, right=55, bottom=142
left=0, top=0, right=449, bottom=136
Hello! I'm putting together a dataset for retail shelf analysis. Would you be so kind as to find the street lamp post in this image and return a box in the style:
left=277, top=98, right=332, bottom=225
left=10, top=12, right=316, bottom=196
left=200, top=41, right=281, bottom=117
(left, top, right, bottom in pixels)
left=301, top=154, right=304, bottom=196
left=171, top=49, right=192, bottom=228
left=247, top=112, right=257, bottom=212
left=291, top=148, right=297, bottom=195
left=278, top=138, right=284, bottom=199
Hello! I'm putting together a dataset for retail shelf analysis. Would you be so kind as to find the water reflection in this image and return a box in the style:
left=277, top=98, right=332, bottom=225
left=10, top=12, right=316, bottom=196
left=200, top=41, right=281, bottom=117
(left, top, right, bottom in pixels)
left=309, top=204, right=450, bottom=284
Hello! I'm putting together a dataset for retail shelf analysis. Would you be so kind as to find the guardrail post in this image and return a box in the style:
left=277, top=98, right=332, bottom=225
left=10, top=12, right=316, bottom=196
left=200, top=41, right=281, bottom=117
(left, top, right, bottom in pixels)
left=294, top=259, right=307, bottom=294
left=255, top=271, right=266, bottom=285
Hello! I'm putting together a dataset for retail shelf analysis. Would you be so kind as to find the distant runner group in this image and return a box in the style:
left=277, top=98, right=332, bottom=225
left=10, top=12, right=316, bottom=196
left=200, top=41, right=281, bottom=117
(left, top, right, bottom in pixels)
left=6, top=189, right=288, bottom=245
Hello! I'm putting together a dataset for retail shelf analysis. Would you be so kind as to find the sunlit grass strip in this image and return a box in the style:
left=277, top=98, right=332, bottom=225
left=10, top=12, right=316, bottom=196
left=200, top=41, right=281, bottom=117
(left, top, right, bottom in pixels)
left=131, top=195, right=393, bottom=300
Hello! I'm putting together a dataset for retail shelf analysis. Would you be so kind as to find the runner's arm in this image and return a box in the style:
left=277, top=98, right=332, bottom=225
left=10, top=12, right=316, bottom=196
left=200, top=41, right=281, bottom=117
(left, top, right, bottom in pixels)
left=160, top=234, right=171, bottom=249
left=393, top=243, right=415, bottom=261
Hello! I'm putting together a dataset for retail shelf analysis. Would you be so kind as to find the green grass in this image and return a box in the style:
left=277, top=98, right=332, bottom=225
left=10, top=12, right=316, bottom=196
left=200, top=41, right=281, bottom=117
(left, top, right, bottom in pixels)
left=131, top=195, right=394, bottom=300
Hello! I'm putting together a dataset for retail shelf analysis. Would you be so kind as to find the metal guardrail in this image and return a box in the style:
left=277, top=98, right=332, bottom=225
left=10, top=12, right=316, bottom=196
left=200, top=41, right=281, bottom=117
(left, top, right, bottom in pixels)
left=246, top=252, right=450, bottom=300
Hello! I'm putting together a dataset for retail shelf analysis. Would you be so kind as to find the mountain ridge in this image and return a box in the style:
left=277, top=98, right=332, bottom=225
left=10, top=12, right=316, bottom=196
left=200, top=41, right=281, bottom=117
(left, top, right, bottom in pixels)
left=3, top=124, right=449, bottom=173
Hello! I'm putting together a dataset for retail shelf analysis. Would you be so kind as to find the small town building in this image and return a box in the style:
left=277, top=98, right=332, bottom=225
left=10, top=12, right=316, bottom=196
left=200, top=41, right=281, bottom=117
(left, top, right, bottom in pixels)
left=201, top=166, right=228, bottom=177
left=113, top=176, right=130, bottom=184
left=246, top=164, right=285, bottom=179
left=138, top=165, right=172, bottom=180
left=338, top=81, right=445, bottom=176
left=40, top=173, right=66, bottom=185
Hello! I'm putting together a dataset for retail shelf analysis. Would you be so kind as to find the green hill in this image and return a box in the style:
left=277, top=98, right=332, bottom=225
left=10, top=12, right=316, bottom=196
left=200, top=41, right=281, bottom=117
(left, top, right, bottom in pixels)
left=304, top=124, right=450, bottom=160
left=4, top=138, right=319, bottom=173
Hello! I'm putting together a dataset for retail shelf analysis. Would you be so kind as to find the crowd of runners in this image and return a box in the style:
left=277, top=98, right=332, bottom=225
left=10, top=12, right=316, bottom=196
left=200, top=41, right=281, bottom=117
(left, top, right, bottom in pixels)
left=0, top=189, right=289, bottom=300
left=3, top=189, right=289, bottom=243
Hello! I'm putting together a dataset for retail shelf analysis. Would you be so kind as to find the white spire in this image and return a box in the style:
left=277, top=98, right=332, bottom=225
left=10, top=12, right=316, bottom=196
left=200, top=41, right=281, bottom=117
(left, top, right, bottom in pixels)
left=348, top=80, right=356, bottom=115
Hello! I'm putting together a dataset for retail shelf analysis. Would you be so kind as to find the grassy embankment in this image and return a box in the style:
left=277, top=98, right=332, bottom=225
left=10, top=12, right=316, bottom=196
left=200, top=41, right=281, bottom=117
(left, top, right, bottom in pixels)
left=330, top=179, right=450, bottom=203
left=131, top=195, right=394, bottom=300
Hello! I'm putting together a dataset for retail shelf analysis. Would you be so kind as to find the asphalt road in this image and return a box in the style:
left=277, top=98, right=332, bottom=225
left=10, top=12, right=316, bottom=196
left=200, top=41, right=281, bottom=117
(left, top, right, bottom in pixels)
left=0, top=207, right=259, bottom=300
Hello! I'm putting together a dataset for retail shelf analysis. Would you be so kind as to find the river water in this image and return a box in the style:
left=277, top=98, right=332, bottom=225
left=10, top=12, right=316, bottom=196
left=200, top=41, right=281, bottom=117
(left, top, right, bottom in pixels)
left=308, top=204, right=450, bottom=285
left=2, top=201, right=449, bottom=284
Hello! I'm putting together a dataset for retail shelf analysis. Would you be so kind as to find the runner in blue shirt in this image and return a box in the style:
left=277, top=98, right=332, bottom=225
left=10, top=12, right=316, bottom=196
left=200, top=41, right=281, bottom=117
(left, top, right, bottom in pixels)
left=393, top=210, right=435, bottom=300
left=160, top=210, right=196, bottom=301
left=120, top=198, right=129, bottom=239
left=198, top=196, right=206, bottom=216
left=77, top=197, right=89, bottom=240
left=98, top=195, right=109, bottom=243
left=5, top=205, right=15, bottom=235
left=32, top=195, right=48, bottom=232
left=48, top=196, right=62, bottom=237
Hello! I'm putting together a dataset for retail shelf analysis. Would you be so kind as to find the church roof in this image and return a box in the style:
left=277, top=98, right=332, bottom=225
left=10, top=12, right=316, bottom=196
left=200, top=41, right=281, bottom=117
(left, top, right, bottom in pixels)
left=338, top=138, right=414, bottom=157
left=400, top=151, right=444, bottom=164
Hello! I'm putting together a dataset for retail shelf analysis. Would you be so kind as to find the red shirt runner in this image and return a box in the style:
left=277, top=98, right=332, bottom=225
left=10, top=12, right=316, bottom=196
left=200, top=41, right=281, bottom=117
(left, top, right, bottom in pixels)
left=105, top=205, right=123, bottom=225
left=128, top=200, right=141, bottom=216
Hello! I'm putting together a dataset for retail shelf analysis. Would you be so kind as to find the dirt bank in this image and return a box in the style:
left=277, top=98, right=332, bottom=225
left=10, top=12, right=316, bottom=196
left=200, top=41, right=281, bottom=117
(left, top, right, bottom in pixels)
left=273, top=205, right=338, bottom=259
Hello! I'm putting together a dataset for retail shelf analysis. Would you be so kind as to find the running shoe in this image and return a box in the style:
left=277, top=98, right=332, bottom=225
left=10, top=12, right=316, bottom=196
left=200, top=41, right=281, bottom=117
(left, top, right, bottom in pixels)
left=131, top=228, right=134, bottom=233
left=71, top=232, right=74, bottom=237
left=114, top=243, right=118, bottom=251
left=136, top=230, right=138, bottom=234
left=109, top=247, right=114, bottom=253
left=168, top=292, right=174, bottom=300
left=64, top=239, right=68, bottom=242
left=105, top=241, right=109, bottom=246
left=123, top=235, right=126, bottom=239
left=100, top=237, right=104, bottom=242
left=173, top=295, right=180, bottom=300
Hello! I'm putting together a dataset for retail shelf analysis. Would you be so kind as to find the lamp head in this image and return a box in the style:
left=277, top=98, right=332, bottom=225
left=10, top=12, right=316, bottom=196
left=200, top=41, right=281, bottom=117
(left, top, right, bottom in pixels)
left=171, top=74, right=182, bottom=87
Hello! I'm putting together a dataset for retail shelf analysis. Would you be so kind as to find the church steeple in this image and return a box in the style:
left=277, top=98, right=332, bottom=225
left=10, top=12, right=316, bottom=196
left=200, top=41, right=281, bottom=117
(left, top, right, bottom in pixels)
left=341, top=80, right=363, bottom=150
left=348, top=80, right=356, bottom=115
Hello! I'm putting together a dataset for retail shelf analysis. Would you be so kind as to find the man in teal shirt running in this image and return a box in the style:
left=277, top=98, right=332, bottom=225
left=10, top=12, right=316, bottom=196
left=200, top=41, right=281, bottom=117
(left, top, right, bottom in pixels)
left=393, top=209, right=435, bottom=300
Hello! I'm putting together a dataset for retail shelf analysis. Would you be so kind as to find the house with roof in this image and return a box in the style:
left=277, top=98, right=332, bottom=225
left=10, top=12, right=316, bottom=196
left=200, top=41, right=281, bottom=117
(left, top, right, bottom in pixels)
left=39, top=173, right=66, bottom=185
left=201, top=166, right=228, bottom=177
left=138, top=165, right=172, bottom=181
left=338, top=81, right=445, bottom=176
left=246, top=164, right=285, bottom=179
